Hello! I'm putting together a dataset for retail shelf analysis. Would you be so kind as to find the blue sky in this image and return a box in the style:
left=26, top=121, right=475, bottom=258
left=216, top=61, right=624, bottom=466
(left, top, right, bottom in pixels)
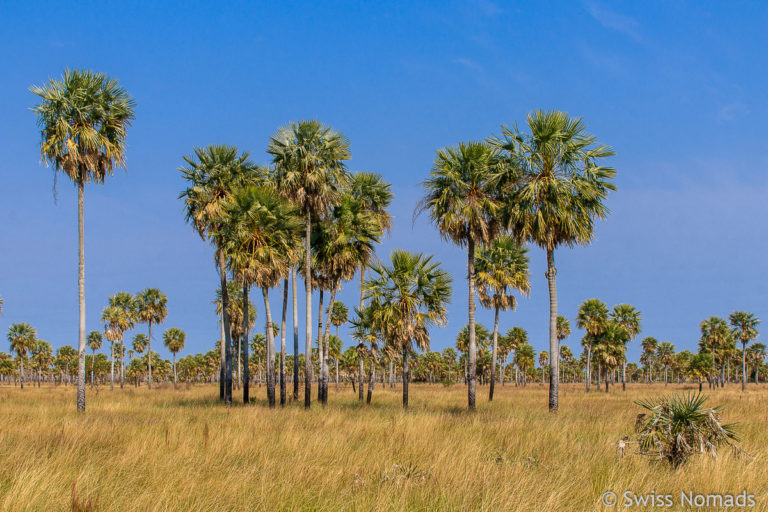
left=1, top=1, right=766, bottom=364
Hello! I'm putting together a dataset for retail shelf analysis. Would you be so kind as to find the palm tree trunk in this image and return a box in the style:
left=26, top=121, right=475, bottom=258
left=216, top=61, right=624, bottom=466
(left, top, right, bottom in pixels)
left=120, top=351, right=124, bottom=389
left=586, top=346, right=592, bottom=392
left=358, top=267, right=365, bottom=401
left=20, top=359, right=24, bottom=390
left=76, top=180, right=86, bottom=412
left=173, top=353, right=177, bottom=389
left=317, top=289, right=324, bottom=401
left=489, top=306, right=499, bottom=401
left=304, top=209, right=312, bottom=408
left=110, top=341, right=114, bottom=391
left=218, top=250, right=234, bottom=406
left=219, top=316, right=225, bottom=400
left=242, top=282, right=250, bottom=404
left=91, top=349, right=95, bottom=388
left=366, top=360, right=375, bottom=404
left=742, top=342, right=746, bottom=392
left=262, top=287, right=276, bottom=408
left=335, top=358, right=339, bottom=391
left=402, top=346, right=409, bottom=409
left=292, top=268, right=299, bottom=401
left=280, top=278, right=288, bottom=406
left=467, top=240, right=477, bottom=411
left=546, top=248, right=559, bottom=411
left=147, top=320, right=153, bottom=390
left=622, top=359, right=626, bottom=391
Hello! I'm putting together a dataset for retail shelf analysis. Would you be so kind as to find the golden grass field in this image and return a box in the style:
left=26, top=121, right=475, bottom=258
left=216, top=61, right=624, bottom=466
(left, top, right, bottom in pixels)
left=0, top=382, right=766, bottom=511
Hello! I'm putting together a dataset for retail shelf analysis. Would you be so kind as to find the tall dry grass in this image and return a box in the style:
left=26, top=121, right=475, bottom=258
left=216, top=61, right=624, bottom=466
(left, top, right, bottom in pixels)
left=0, top=382, right=765, bottom=511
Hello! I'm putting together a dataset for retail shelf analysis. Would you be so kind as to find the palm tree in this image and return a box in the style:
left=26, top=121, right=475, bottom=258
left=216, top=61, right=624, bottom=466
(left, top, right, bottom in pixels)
left=179, top=144, right=263, bottom=404
left=475, top=235, right=530, bottom=401
left=514, top=342, right=535, bottom=387
left=163, top=328, right=186, bottom=389
left=364, top=250, right=452, bottom=409
left=0, top=295, right=4, bottom=315
left=101, top=304, right=132, bottom=391
left=576, top=299, right=609, bottom=392
left=329, top=301, right=349, bottom=394
left=745, top=343, right=766, bottom=384
left=32, top=69, right=135, bottom=412
left=593, top=321, right=628, bottom=392
left=349, top=172, right=393, bottom=399
left=656, top=342, right=676, bottom=386
left=86, top=331, right=103, bottom=386
left=131, top=334, right=148, bottom=385
left=220, top=186, right=302, bottom=407
left=134, top=288, right=167, bottom=390
left=611, top=304, right=642, bottom=391
left=640, top=336, right=659, bottom=383
left=556, top=316, right=571, bottom=381
left=8, top=323, right=36, bottom=389
left=493, top=110, right=616, bottom=411
left=31, top=340, right=53, bottom=387
left=419, top=141, right=504, bottom=410
left=505, top=327, right=528, bottom=385
left=700, top=317, right=731, bottom=388
left=728, top=311, right=759, bottom=392
left=269, top=120, right=350, bottom=408
left=539, top=351, right=549, bottom=383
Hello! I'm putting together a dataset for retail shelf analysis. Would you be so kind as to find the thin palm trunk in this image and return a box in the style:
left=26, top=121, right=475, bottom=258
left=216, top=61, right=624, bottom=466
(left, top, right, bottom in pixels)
left=20, top=358, right=24, bottom=390
left=402, top=346, right=409, bottom=409
left=489, top=306, right=499, bottom=401
left=242, top=282, right=250, bottom=403
left=219, top=315, right=225, bottom=400
left=292, top=268, right=299, bottom=401
left=280, top=278, right=288, bottom=406
left=317, top=289, right=324, bottom=400
left=147, top=320, right=153, bottom=390
left=366, top=360, right=375, bottom=404
left=262, top=287, right=276, bottom=408
left=304, top=209, right=312, bottom=408
left=742, top=342, right=747, bottom=392
left=357, top=267, right=366, bottom=401
left=467, top=240, right=477, bottom=411
left=546, top=248, right=559, bottom=411
left=622, top=360, right=626, bottom=392
left=110, top=341, right=115, bottom=391
left=76, top=180, right=86, bottom=412
left=173, top=353, right=177, bottom=389
left=218, top=250, right=234, bottom=405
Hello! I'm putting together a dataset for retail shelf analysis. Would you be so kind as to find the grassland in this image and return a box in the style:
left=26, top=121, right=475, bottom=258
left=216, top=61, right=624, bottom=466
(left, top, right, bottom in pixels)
left=0, top=382, right=765, bottom=511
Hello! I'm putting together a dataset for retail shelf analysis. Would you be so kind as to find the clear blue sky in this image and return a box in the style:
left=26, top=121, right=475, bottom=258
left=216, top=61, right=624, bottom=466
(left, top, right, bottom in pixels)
left=1, top=1, right=766, bottom=364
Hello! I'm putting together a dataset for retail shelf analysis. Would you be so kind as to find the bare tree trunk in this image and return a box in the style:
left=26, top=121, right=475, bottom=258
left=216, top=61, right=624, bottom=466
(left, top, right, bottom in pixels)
left=304, top=209, right=312, bottom=408
left=76, top=181, right=86, bottom=412
left=242, top=282, right=250, bottom=403
left=467, top=240, right=477, bottom=411
left=263, top=287, right=276, bottom=408
left=546, top=248, right=559, bottom=412
left=218, top=251, right=233, bottom=406
left=280, top=278, right=288, bottom=406
left=489, top=306, right=499, bottom=401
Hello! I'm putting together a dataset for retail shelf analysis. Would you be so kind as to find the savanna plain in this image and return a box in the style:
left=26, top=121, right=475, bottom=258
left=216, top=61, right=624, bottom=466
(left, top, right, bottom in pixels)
left=1, top=383, right=765, bottom=511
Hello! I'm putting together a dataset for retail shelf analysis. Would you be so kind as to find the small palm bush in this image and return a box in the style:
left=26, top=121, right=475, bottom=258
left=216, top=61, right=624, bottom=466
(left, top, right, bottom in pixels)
left=634, top=393, right=739, bottom=467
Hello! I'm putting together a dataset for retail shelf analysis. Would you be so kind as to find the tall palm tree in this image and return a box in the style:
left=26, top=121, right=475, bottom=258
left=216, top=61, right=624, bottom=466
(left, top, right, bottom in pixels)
left=86, top=331, right=103, bottom=386
left=101, top=304, right=131, bottom=391
left=576, top=299, right=609, bottom=391
left=539, top=351, right=549, bottom=383
left=592, top=321, right=628, bottom=392
left=349, top=172, right=393, bottom=399
left=729, top=311, right=759, bottom=392
left=745, top=343, right=766, bottom=384
left=640, top=336, right=659, bottom=383
left=656, top=342, right=676, bottom=386
left=134, top=289, right=168, bottom=390
left=220, top=186, right=302, bottom=407
left=179, top=144, right=262, bottom=404
left=419, top=141, right=504, bottom=410
left=364, top=250, right=452, bottom=409
left=611, top=304, right=642, bottom=391
left=475, top=235, right=530, bottom=401
left=8, top=323, right=36, bottom=389
left=492, top=110, right=616, bottom=411
left=699, top=316, right=731, bottom=388
left=269, top=120, right=350, bottom=408
left=163, top=327, right=186, bottom=389
left=32, top=69, right=135, bottom=412
left=556, top=316, right=571, bottom=382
